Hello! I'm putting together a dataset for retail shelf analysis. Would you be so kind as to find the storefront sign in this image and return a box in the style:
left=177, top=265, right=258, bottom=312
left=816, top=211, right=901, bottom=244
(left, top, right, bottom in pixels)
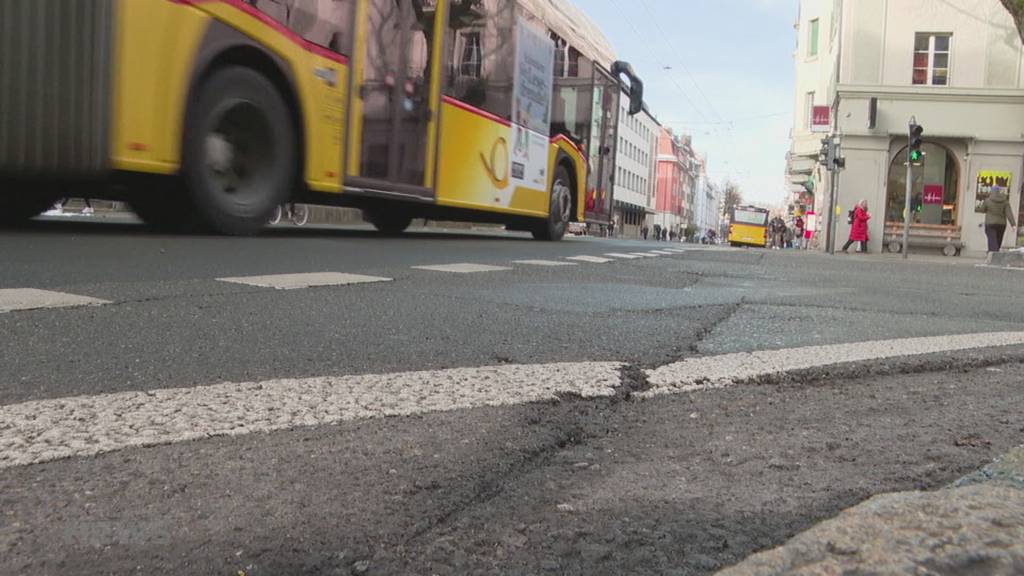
left=923, top=184, right=943, bottom=205
left=975, top=171, right=1012, bottom=213
left=810, top=106, right=831, bottom=133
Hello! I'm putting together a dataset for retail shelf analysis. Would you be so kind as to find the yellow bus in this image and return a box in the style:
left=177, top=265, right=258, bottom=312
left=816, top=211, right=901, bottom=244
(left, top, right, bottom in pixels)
left=0, top=0, right=642, bottom=240
left=728, top=205, right=769, bottom=248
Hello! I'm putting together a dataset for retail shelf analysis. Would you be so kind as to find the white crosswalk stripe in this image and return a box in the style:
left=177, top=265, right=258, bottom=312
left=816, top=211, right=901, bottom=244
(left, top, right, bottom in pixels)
left=605, top=253, right=644, bottom=259
left=566, top=255, right=614, bottom=264
left=648, top=250, right=674, bottom=255
left=217, top=272, right=392, bottom=290
left=412, top=263, right=513, bottom=273
left=514, top=259, right=578, bottom=267
left=629, top=253, right=659, bottom=258
left=0, top=288, right=109, bottom=314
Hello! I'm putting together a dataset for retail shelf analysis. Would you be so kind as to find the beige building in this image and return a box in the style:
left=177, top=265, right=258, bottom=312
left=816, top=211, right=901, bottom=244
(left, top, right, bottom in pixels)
left=788, top=0, right=1024, bottom=253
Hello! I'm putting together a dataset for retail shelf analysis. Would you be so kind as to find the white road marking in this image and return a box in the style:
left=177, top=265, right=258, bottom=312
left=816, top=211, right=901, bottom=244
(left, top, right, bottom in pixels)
left=648, top=250, right=675, bottom=255
left=6, top=331, right=1024, bottom=470
left=0, top=363, right=623, bottom=469
left=217, top=272, right=392, bottom=290
left=0, top=289, right=109, bottom=314
left=643, top=331, right=1024, bottom=397
left=629, top=253, right=659, bottom=258
left=663, top=249, right=688, bottom=253
left=605, top=253, right=643, bottom=259
left=514, top=259, right=578, bottom=267
left=412, top=263, right=513, bottom=274
left=566, top=255, right=614, bottom=264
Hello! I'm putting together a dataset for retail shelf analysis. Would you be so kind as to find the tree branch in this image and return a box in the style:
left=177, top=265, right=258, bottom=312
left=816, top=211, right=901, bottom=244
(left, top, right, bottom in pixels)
left=1001, top=0, right=1024, bottom=42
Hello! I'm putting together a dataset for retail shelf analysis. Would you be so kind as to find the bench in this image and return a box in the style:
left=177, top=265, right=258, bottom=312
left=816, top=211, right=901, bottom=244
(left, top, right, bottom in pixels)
left=883, top=223, right=963, bottom=257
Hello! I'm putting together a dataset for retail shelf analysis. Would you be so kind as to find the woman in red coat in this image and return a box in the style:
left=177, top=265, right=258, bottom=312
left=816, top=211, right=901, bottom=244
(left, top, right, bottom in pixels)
left=842, top=200, right=871, bottom=253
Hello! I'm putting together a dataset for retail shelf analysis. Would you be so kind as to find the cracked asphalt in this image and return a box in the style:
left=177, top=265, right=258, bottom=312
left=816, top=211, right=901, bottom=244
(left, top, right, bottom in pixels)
left=2, top=218, right=1024, bottom=575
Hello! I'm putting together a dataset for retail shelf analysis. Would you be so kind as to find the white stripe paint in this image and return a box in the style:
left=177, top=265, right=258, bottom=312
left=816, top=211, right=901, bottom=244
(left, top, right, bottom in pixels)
left=0, top=289, right=109, bottom=314
left=629, top=253, right=659, bottom=258
left=663, top=249, right=688, bottom=253
left=648, top=250, right=675, bottom=255
left=217, top=272, right=392, bottom=290
left=605, top=253, right=643, bottom=259
left=412, top=263, right=513, bottom=273
left=5, top=332, right=1024, bottom=469
left=514, top=259, right=578, bottom=267
left=0, top=363, right=623, bottom=470
left=643, top=331, right=1024, bottom=397
left=566, top=255, right=614, bottom=264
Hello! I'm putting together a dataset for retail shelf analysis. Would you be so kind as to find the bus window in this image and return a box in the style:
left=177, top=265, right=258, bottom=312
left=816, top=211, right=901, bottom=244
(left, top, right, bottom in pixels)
left=550, top=48, right=594, bottom=146
left=444, top=0, right=515, bottom=119
left=252, top=0, right=355, bottom=56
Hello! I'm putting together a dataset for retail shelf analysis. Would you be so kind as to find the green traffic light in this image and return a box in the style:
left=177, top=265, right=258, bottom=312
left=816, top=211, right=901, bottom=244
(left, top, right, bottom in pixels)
left=909, top=150, right=922, bottom=163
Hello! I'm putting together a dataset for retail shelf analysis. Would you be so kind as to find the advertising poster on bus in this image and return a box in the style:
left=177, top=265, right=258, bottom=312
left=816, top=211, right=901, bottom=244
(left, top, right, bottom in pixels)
left=510, top=17, right=554, bottom=192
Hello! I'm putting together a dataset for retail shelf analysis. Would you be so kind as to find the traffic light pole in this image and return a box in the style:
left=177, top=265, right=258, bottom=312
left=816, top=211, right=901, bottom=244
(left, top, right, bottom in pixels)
left=902, top=117, right=916, bottom=259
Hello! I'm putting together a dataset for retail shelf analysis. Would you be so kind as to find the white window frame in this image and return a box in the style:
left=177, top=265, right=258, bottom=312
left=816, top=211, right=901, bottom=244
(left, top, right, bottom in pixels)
left=807, top=18, right=820, bottom=58
left=913, top=33, right=952, bottom=86
left=459, top=32, right=482, bottom=78
left=804, top=91, right=815, bottom=130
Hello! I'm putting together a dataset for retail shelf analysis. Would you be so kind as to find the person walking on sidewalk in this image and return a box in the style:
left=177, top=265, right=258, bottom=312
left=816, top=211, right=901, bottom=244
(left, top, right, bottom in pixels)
left=979, top=186, right=1016, bottom=253
left=842, top=200, right=871, bottom=253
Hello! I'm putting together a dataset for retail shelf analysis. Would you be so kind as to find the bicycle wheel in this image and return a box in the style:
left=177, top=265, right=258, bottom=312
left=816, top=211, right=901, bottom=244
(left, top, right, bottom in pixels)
left=290, top=204, right=309, bottom=226
left=268, top=204, right=283, bottom=225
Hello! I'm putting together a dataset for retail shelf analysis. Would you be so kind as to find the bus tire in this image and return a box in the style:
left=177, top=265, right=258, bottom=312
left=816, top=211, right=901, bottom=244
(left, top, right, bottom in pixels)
left=366, top=210, right=413, bottom=235
left=0, top=191, right=58, bottom=225
left=532, top=165, right=572, bottom=241
left=182, top=66, right=296, bottom=235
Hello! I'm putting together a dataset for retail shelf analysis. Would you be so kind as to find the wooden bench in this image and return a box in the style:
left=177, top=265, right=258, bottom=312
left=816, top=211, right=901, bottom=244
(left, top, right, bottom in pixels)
left=883, top=223, right=963, bottom=256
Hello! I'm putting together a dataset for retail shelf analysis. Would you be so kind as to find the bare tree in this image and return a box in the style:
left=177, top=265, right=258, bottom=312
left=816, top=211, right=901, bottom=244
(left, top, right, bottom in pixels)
left=1002, top=0, right=1024, bottom=42
left=721, top=180, right=743, bottom=216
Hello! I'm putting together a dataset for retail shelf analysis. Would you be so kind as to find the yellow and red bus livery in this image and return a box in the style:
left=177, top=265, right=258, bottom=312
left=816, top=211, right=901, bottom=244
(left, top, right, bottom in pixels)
left=728, top=205, right=770, bottom=248
left=0, top=0, right=642, bottom=240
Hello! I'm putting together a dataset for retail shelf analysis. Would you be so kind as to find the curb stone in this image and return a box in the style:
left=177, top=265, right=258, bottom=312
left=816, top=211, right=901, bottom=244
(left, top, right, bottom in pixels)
left=714, top=447, right=1024, bottom=576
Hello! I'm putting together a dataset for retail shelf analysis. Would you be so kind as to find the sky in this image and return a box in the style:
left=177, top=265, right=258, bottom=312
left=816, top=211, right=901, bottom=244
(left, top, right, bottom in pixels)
left=574, top=0, right=797, bottom=207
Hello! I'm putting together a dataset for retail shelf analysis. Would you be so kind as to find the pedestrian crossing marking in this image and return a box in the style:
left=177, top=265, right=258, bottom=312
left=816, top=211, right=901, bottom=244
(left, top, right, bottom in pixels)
left=566, top=256, right=614, bottom=264
left=605, top=253, right=643, bottom=259
left=217, top=272, right=392, bottom=290
left=629, top=253, right=659, bottom=258
left=648, top=250, right=674, bottom=255
left=412, top=263, right=513, bottom=274
left=0, top=288, right=109, bottom=314
left=514, top=259, right=578, bottom=267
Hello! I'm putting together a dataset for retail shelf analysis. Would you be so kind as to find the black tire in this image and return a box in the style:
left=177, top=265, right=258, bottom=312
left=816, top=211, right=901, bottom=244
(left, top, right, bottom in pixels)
left=366, top=210, right=414, bottom=235
left=182, top=66, right=296, bottom=235
left=532, top=165, right=572, bottom=241
left=0, top=192, right=59, bottom=225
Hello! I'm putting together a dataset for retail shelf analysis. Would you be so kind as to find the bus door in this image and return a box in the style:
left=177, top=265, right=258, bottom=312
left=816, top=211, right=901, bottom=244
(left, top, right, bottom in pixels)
left=349, top=0, right=442, bottom=196
left=584, top=69, right=620, bottom=222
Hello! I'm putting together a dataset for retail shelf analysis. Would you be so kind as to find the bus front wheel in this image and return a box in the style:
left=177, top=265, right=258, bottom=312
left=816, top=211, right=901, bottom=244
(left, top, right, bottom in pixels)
left=366, top=210, right=413, bottom=235
left=532, top=166, right=572, bottom=241
left=182, top=66, right=296, bottom=235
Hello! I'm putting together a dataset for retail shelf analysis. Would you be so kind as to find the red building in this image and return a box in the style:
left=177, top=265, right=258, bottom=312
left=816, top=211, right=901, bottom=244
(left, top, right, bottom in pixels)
left=655, top=127, right=688, bottom=236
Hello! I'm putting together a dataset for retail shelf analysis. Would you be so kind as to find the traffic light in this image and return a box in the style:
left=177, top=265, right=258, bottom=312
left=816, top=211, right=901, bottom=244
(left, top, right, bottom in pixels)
left=818, top=138, right=831, bottom=167
left=909, top=122, right=924, bottom=164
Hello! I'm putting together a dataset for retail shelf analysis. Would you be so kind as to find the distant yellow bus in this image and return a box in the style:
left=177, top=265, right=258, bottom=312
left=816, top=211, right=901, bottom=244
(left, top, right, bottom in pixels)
left=0, top=0, right=642, bottom=240
left=728, top=205, right=769, bottom=248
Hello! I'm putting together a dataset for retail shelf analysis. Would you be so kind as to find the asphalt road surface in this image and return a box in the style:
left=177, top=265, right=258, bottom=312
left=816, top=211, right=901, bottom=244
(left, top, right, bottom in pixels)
left=2, top=217, right=1024, bottom=575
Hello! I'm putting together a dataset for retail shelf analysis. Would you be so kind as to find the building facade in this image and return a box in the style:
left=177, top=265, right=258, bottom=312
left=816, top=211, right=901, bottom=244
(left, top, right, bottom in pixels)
left=789, top=0, right=1024, bottom=253
left=691, top=155, right=721, bottom=239
left=613, top=106, right=660, bottom=238
left=655, top=128, right=688, bottom=237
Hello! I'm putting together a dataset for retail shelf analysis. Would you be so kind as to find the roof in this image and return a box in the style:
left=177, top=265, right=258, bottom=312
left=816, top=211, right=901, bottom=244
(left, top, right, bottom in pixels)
left=518, top=0, right=617, bottom=69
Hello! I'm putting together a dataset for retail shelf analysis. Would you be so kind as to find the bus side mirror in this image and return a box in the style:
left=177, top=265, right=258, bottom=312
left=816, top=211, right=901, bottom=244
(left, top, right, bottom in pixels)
left=611, top=61, right=644, bottom=116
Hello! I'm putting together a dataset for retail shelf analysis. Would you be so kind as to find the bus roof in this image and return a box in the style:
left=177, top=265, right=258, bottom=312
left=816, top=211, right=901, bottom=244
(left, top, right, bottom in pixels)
left=518, top=0, right=616, bottom=69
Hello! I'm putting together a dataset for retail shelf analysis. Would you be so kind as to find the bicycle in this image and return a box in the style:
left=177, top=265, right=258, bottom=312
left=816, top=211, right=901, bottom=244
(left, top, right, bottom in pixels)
left=268, top=203, right=309, bottom=226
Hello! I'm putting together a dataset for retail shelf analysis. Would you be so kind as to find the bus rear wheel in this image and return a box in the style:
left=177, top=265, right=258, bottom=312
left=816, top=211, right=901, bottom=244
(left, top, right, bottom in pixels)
left=0, top=191, right=58, bottom=225
left=532, top=165, right=572, bottom=241
left=182, top=66, right=296, bottom=235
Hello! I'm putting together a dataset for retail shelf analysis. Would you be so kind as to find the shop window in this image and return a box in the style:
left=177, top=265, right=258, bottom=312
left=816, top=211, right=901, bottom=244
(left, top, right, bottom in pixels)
left=885, top=143, right=959, bottom=225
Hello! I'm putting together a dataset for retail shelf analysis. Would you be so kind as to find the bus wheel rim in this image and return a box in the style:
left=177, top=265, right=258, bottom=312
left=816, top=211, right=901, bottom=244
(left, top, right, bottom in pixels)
left=553, top=179, right=571, bottom=223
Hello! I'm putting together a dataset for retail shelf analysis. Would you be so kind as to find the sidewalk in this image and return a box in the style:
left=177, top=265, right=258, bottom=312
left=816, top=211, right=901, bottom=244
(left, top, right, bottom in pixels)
left=716, top=446, right=1024, bottom=575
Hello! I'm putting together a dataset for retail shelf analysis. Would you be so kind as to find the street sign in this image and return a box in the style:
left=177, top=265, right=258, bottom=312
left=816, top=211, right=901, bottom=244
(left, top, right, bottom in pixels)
left=811, top=106, right=831, bottom=133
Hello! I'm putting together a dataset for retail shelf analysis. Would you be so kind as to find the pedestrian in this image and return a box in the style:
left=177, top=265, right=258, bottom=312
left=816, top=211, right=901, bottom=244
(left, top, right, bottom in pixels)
left=769, top=216, right=786, bottom=250
left=641, top=225, right=648, bottom=240
left=979, top=185, right=1017, bottom=253
left=669, top=229, right=677, bottom=242
left=842, top=199, right=871, bottom=253
left=793, top=216, right=804, bottom=248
